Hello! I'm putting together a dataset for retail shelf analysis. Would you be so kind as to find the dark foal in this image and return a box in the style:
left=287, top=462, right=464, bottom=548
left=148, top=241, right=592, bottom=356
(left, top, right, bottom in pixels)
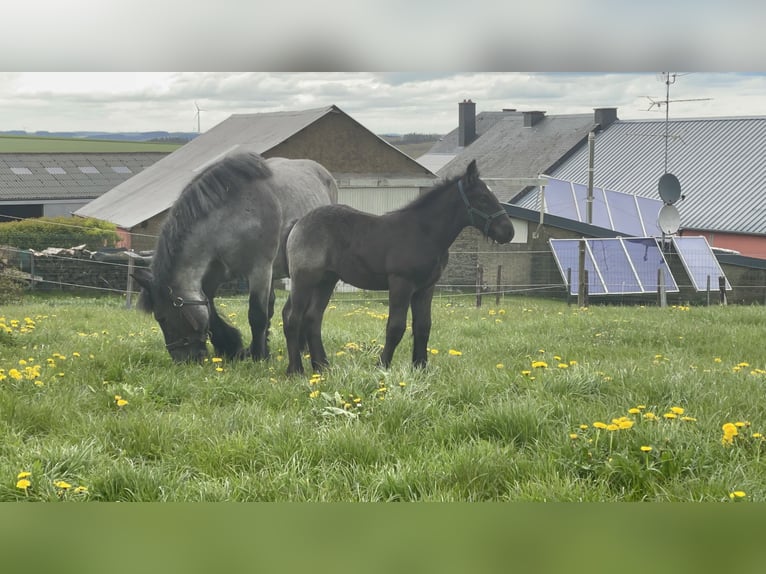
left=282, top=159, right=514, bottom=375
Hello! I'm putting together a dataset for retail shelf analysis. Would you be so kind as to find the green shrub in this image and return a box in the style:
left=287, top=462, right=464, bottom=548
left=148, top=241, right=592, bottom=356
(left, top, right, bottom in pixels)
left=0, top=268, right=25, bottom=304
left=0, top=217, right=119, bottom=251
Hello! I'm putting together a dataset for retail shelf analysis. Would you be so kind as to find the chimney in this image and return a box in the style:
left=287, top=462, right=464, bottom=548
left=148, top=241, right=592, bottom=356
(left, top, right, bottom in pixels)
left=458, top=99, right=476, bottom=146
left=522, top=110, right=546, bottom=127
left=594, top=107, right=617, bottom=129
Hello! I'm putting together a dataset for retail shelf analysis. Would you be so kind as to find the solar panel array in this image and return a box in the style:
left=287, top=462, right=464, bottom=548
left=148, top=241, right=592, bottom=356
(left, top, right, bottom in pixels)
left=550, top=237, right=678, bottom=296
left=539, top=178, right=664, bottom=236
left=672, top=236, right=732, bottom=291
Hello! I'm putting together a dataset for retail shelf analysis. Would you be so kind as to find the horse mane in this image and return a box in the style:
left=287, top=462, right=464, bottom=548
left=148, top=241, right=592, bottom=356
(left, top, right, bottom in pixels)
left=152, top=152, right=272, bottom=285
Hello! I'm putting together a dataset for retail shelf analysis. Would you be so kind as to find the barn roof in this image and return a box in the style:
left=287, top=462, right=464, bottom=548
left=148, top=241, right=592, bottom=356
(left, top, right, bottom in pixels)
left=75, top=105, right=430, bottom=229
left=0, top=153, right=168, bottom=202
left=426, top=110, right=602, bottom=202
left=524, top=116, right=766, bottom=236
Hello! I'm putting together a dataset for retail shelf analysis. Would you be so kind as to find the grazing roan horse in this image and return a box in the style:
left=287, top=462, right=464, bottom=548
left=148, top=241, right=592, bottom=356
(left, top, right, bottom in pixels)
left=282, top=159, right=514, bottom=375
left=132, top=151, right=338, bottom=363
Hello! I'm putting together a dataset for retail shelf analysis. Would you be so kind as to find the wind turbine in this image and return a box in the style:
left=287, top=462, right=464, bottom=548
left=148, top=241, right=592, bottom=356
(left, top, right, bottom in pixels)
left=193, top=101, right=206, bottom=133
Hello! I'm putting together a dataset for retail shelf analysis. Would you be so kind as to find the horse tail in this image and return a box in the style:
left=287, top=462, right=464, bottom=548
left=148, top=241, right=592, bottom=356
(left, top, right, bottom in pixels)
left=278, top=218, right=301, bottom=277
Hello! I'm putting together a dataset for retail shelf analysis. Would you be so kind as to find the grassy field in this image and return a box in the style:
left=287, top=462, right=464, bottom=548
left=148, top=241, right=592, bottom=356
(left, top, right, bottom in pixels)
left=1, top=291, right=765, bottom=501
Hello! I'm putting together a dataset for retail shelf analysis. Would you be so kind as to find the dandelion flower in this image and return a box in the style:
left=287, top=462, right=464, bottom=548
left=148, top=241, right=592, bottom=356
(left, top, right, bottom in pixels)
left=495, top=363, right=504, bottom=369
left=663, top=413, right=677, bottom=419
left=211, top=357, right=223, bottom=363
left=531, top=361, right=548, bottom=369
left=670, top=406, right=685, bottom=415
left=16, top=479, right=31, bottom=490
left=74, top=486, right=88, bottom=494
left=430, top=348, right=439, bottom=355
left=309, top=390, right=320, bottom=398
left=17, top=471, right=31, bottom=479
left=628, top=408, right=641, bottom=415
left=640, top=446, right=653, bottom=452
left=569, top=433, right=578, bottom=440
left=448, top=349, right=462, bottom=356
left=593, top=422, right=608, bottom=430
left=729, top=491, right=746, bottom=500
left=54, top=480, right=72, bottom=490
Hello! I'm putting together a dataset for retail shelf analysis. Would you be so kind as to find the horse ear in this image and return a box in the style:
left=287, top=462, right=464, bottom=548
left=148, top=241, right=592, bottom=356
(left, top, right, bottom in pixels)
left=131, top=268, right=155, bottom=313
left=131, top=268, right=154, bottom=291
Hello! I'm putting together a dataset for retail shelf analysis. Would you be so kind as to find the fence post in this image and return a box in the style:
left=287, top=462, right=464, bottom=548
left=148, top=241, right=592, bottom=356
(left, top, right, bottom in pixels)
left=657, top=268, right=667, bottom=307
left=29, top=250, right=36, bottom=290
left=476, top=264, right=483, bottom=308
left=719, top=276, right=727, bottom=305
left=566, top=268, right=572, bottom=306
left=706, top=275, right=711, bottom=306
left=582, top=269, right=589, bottom=308
left=495, top=265, right=502, bottom=306
left=125, top=251, right=135, bottom=309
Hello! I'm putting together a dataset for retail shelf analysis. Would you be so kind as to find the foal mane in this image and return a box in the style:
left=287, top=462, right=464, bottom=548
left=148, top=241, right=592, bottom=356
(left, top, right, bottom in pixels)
left=152, top=152, right=272, bottom=285
left=392, top=174, right=462, bottom=214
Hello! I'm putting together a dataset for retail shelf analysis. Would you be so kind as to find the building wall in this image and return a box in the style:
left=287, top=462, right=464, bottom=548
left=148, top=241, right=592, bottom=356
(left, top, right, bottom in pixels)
left=683, top=229, right=766, bottom=259
left=266, top=113, right=433, bottom=177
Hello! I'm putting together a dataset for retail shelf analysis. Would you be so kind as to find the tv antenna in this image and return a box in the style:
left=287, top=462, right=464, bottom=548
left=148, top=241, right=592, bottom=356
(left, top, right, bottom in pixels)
left=193, top=101, right=206, bottom=133
left=645, top=72, right=712, bottom=173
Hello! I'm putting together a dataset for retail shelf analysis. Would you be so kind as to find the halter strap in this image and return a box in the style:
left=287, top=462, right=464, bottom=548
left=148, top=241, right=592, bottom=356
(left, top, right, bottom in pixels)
left=165, top=287, right=210, bottom=350
left=458, top=179, right=507, bottom=236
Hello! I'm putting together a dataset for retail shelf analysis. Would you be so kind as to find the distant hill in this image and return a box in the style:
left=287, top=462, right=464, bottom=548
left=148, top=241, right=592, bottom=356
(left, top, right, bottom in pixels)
left=380, top=133, right=442, bottom=159
left=0, top=130, right=199, bottom=143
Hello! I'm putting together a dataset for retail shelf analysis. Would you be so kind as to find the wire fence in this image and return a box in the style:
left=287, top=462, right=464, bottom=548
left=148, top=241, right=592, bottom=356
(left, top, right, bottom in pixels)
left=2, top=214, right=766, bottom=306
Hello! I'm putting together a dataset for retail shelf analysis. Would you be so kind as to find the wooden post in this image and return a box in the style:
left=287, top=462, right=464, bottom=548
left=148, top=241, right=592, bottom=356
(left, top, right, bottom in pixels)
left=495, top=265, right=502, bottom=306
left=577, top=239, right=586, bottom=307
left=125, top=252, right=135, bottom=309
left=719, top=276, right=727, bottom=305
left=706, top=275, right=711, bottom=307
left=29, top=250, right=36, bottom=290
left=476, top=264, right=483, bottom=308
left=582, top=269, right=589, bottom=308
left=566, top=267, right=572, bottom=306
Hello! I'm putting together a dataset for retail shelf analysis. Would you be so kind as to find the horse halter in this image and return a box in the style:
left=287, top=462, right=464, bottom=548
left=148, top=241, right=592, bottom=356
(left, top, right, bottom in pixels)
left=164, top=287, right=211, bottom=351
left=457, top=179, right=507, bottom=236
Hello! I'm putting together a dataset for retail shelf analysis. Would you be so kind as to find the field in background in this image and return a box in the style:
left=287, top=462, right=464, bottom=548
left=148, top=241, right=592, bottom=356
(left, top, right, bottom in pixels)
left=2, top=292, right=765, bottom=501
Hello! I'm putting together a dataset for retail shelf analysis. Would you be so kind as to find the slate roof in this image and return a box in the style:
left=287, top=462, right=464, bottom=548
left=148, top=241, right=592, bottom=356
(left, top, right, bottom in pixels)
left=0, top=153, right=168, bottom=202
left=521, top=116, right=766, bottom=236
left=76, top=105, right=431, bottom=229
left=429, top=111, right=599, bottom=202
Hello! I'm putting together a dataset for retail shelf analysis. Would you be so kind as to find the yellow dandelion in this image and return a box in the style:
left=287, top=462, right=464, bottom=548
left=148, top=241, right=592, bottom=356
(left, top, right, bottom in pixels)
left=211, top=357, right=223, bottom=363
left=569, top=433, right=578, bottom=440
left=309, top=390, right=320, bottom=398
left=628, top=408, right=641, bottom=415
left=521, top=370, right=532, bottom=376
left=430, top=348, right=439, bottom=355
left=74, top=486, right=89, bottom=494
left=729, top=491, right=746, bottom=500
left=398, top=381, right=407, bottom=388
left=496, top=363, right=504, bottom=369
left=663, top=413, right=677, bottom=419
left=569, top=360, right=578, bottom=366
left=16, top=479, right=31, bottom=490
left=593, top=422, right=608, bottom=429
left=557, top=363, right=569, bottom=369
left=448, top=349, right=462, bottom=356
left=640, top=446, right=653, bottom=452
left=670, top=406, right=685, bottom=415
left=531, top=361, right=548, bottom=369
left=17, top=471, right=31, bottom=479
left=680, top=416, right=697, bottom=422
left=643, top=412, right=657, bottom=421
left=215, top=367, right=224, bottom=373
left=753, top=433, right=763, bottom=439
left=54, top=480, right=72, bottom=490
left=579, top=424, right=589, bottom=430
left=617, top=420, right=634, bottom=430
left=714, top=357, right=722, bottom=363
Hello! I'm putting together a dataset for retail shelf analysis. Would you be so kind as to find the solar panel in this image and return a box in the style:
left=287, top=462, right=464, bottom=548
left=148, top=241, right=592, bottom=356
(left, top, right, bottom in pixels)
left=672, top=236, right=732, bottom=291
left=550, top=237, right=678, bottom=295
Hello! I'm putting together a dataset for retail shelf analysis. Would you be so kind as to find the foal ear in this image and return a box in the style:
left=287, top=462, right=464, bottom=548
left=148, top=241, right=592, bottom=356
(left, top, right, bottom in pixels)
left=465, top=159, right=479, bottom=181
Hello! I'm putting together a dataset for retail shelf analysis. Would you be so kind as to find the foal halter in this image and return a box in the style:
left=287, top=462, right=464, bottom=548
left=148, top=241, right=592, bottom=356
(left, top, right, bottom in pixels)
left=164, top=288, right=211, bottom=351
left=458, top=179, right=507, bottom=236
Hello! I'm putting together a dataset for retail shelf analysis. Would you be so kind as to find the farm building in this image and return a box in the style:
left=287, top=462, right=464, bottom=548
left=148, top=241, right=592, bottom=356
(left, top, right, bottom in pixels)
left=75, top=105, right=436, bottom=251
left=0, top=135, right=180, bottom=223
left=426, top=102, right=766, bottom=303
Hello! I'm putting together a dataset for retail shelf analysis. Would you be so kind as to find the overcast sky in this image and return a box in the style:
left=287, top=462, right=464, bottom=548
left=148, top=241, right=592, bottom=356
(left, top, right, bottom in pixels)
left=2, top=2, right=765, bottom=135
left=2, top=72, right=766, bottom=136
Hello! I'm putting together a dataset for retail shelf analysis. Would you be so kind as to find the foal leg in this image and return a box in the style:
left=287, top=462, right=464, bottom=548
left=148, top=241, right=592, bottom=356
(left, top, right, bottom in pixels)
left=283, top=284, right=313, bottom=375
left=410, top=286, right=435, bottom=368
left=379, top=279, right=415, bottom=369
left=304, top=277, right=338, bottom=372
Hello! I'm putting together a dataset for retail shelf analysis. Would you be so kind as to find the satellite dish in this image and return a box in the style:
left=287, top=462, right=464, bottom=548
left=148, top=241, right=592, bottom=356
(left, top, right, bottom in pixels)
left=658, top=204, right=680, bottom=235
left=658, top=172, right=682, bottom=204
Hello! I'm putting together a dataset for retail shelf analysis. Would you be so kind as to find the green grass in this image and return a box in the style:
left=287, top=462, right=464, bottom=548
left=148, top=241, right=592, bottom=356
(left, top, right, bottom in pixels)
left=2, top=292, right=766, bottom=501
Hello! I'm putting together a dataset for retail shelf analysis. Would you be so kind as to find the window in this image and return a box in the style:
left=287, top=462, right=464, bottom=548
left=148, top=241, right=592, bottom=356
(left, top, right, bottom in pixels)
left=10, top=167, right=32, bottom=175
left=111, top=166, right=132, bottom=174
left=45, top=167, right=66, bottom=175
left=79, top=166, right=99, bottom=174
